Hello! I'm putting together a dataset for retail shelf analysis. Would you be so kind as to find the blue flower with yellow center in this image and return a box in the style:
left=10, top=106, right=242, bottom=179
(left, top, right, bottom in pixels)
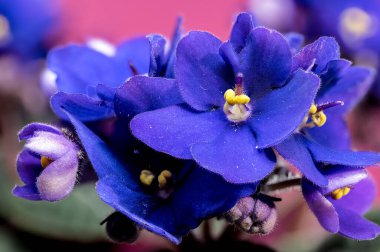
left=274, top=36, right=380, bottom=186
left=130, top=13, right=321, bottom=184
left=302, top=165, right=380, bottom=240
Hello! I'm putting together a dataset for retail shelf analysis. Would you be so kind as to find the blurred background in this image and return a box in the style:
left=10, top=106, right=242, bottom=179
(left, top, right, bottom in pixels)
left=2, top=0, right=380, bottom=251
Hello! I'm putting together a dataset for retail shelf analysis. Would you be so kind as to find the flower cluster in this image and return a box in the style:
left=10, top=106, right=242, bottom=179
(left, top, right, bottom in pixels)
left=13, top=13, right=380, bottom=243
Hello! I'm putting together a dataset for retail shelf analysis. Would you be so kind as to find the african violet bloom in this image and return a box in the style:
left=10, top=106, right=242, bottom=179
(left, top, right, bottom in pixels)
left=274, top=36, right=380, bottom=186
left=131, top=13, right=320, bottom=184
left=13, top=123, right=80, bottom=201
left=48, top=19, right=183, bottom=122
left=0, top=0, right=57, bottom=58
left=302, top=165, right=380, bottom=240
left=296, top=0, right=380, bottom=98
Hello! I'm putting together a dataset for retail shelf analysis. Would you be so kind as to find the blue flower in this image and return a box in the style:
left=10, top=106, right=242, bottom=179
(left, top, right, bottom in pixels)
left=274, top=37, right=380, bottom=186
left=0, top=0, right=56, bottom=58
left=61, top=111, right=257, bottom=244
left=296, top=0, right=380, bottom=98
left=130, top=13, right=320, bottom=184
left=49, top=18, right=184, bottom=122
left=302, top=165, right=380, bottom=240
left=13, top=123, right=80, bottom=201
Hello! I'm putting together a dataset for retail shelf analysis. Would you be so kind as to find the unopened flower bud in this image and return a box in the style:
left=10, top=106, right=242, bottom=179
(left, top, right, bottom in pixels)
left=225, top=194, right=277, bottom=235
left=102, top=212, right=140, bottom=243
left=13, top=123, right=80, bottom=201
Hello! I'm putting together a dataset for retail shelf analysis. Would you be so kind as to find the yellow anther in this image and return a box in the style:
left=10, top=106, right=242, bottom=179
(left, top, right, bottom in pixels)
left=158, top=170, right=172, bottom=189
left=309, top=104, right=317, bottom=114
left=331, top=187, right=351, bottom=200
left=140, top=170, right=155, bottom=186
left=224, top=89, right=236, bottom=105
left=40, top=156, right=53, bottom=169
left=234, top=95, right=250, bottom=105
left=311, top=111, right=327, bottom=127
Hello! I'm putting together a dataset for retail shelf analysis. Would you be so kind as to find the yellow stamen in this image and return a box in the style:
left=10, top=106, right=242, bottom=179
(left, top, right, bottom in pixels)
left=331, top=187, right=351, bottom=200
left=140, top=170, right=155, bottom=186
left=158, top=170, right=172, bottom=189
left=311, top=111, right=327, bottom=127
left=234, top=95, right=250, bottom=104
left=309, top=104, right=317, bottom=114
left=224, top=89, right=236, bottom=105
left=40, top=156, right=53, bottom=168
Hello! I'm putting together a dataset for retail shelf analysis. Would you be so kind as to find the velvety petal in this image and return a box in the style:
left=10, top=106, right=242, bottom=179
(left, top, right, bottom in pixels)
left=114, top=76, right=183, bottom=120
left=275, top=134, right=328, bottom=186
left=48, top=45, right=128, bottom=94
left=51, top=92, right=114, bottom=122
left=305, top=110, right=351, bottom=150
left=285, top=32, right=304, bottom=54
left=18, top=122, right=61, bottom=141
left=319, top=166, right=367, bottom=195
left=219, top=42, right=240, bottom=76
left=317, top=66, right=375, bottom=113
left=130, top=105, right=228, bottom=159
left=36, top=149, right=79, bottom=201
left=230, top=12, right=255, bottom=53
left=318, top=59, right=352, bottom=94
left=165, top=17, right=183, bottom=78
left=12, top=184, right=41, bottom=201
left=292, top=37, right=340, bottom=74
left=175, top=31, right=233, bottom=111
left=250, top=69, right=320, bottom=148
left=24, top=131, right=72, bottom=159
left=331, top=177, right=375, bottom=215
left=16, top=150, right=43, bottom=184
left=148, top=34, right=167, bottom=77
left=302, top=179, right=339, bottom=233
left=304, top=137, right=380, bottom=166
left=336, top=207, right=380, bottom=240
left=67, top=111, right=258, bottom=243
left=191, top=125, right=276, bottom=184
left=114, top=37, right=150, bottom=76
left=96, top=84, right=117, bottom=102
left=240, top=27, right=292, bottom=97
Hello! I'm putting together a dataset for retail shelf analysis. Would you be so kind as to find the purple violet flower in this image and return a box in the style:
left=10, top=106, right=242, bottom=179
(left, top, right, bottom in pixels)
left=302, top=165, right=380, bottom=240
left=13, top=123, right=80, bottom=202
left=274, top=36, right=380, bottom=186
left=130, top=13, right=320, bottom=184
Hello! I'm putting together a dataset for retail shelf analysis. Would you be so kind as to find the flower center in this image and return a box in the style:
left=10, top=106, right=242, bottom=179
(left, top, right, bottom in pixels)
left=40, top=156, right=53, bottom=168
left=223, top=74, right=252, bottom=123
left=301, top=101, right=344, bottom=129
left=331, top=186, right=351, bottom=200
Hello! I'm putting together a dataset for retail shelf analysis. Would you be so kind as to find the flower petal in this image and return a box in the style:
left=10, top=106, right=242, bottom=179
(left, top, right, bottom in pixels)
left=24, top=131, right=72, bottom=159
left=318, top=66, right=375, bottom=113
left=48, top=45, right=128, bottom=95
left=230, top=12, right=255, bottom=53
left=285, top=32, right=304, bottom=54
left=306, top=111, right=351, bottom=150
left=331, top=176, right=376, bottom=215
left=175, top=31, right=233, bottom=111
left=250, top=69, right=320, bottom=148
left=114, top=36, right=150, bottom=76
left=304, top=137, right=380, bottom=166
left=114, top=76, right=183, bottom=120
left=318, top=59, right=352, bottom=94
left=18, top=122, right=61, bottom=141
left=302, top=179, right=339, bottom=233
left=336, top=206, right=380, bottom=240
left=147, top=34, right=167, bottom=77
left=16, top=150, right=43, bottom=184
left=275, top=134, right=328, bottom=186
left=191, top=125, right=276, bottom=184
left=240, top=27, right=292, bottom=97
left=12, top=184, right=41, bottom=201
left=130, top=105, right=228, bottom=159
left=51, top=92, right=114, bottom=122
left=36, top=149, right=79, bottom=201
left=292, top=37, right=340, bottom=74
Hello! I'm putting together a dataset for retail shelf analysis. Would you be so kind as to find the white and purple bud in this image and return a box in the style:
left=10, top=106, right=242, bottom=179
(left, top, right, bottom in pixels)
left=13, top=123, right=80, bottom=201
left=225, top=194, right=277, bottom=235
